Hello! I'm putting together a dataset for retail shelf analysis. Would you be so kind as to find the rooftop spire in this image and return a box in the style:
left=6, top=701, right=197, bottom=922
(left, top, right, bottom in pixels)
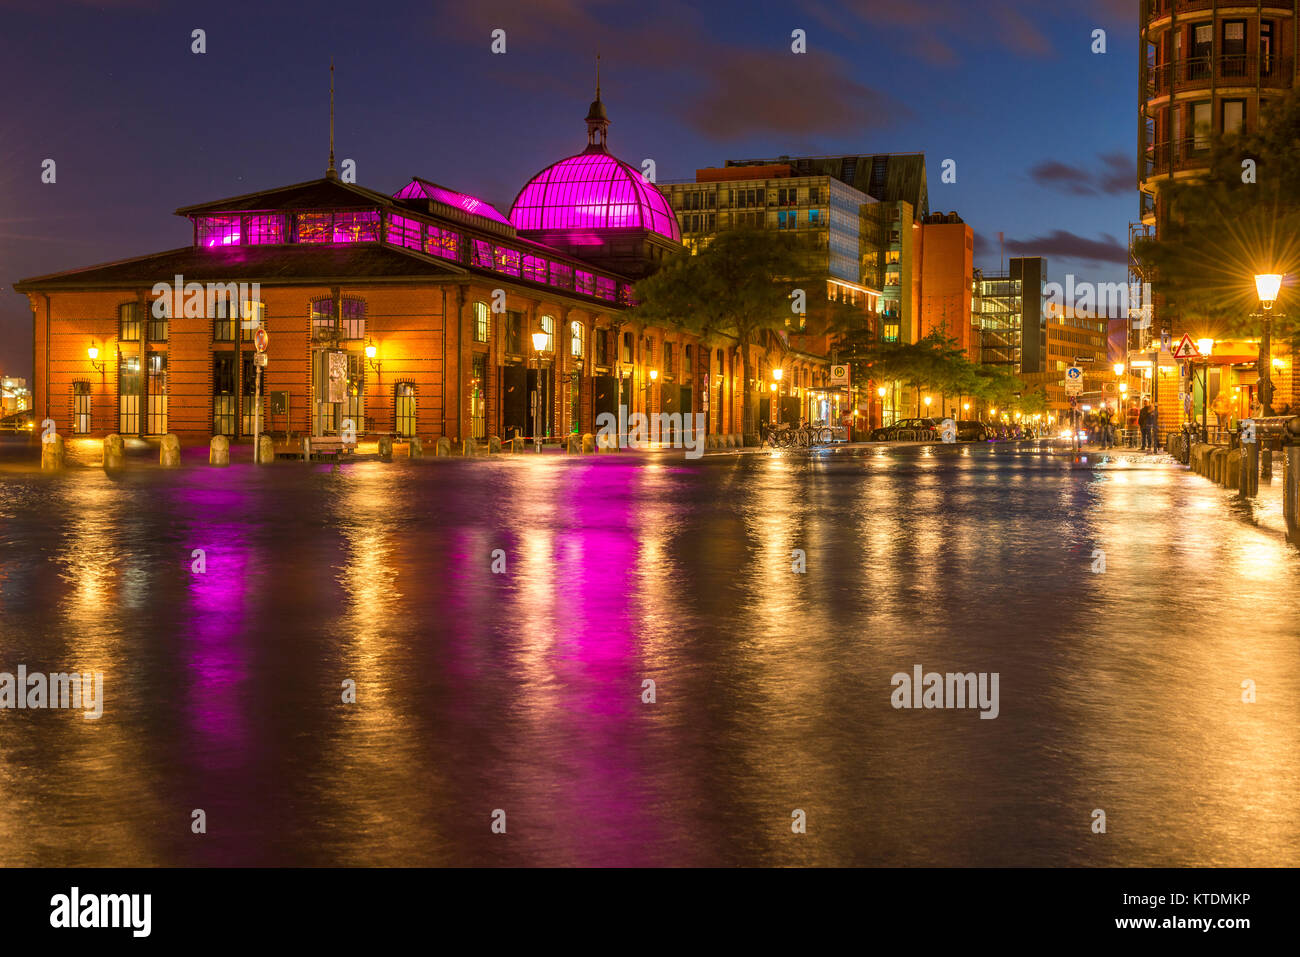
left=326, top=59, right=338, bottom=181
left=585, top=54, right=609, bottom=150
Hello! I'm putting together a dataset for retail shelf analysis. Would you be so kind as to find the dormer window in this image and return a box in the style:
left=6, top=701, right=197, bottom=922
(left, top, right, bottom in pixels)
left=198, top=216, right=241, bottom=247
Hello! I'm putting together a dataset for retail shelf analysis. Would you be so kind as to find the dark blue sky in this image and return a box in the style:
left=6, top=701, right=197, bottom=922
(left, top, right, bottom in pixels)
left=0, top=0, right=1136, bottom=377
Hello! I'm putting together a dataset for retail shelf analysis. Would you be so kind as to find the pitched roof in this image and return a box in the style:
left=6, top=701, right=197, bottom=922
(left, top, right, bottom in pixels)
left=174, top=178, right=395, bottom=215
left=14, top=242, right=466, bottom=291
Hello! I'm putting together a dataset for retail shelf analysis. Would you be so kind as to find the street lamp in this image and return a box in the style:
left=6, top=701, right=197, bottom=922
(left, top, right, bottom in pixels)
left=364, top=339, right=381, bottom=374
left=532, top=330, right=549, bottom=452
left=87, top=344, right=104, bottom=373
left=1255, top=272, right=1284, bottom=415
left=924, top=396, right=932, bottom=416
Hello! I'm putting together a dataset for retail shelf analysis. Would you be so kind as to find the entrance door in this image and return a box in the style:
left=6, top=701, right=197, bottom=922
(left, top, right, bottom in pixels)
left=592, top=375, right=618, bottom=425
left=501, top=364, right=527, bottom=440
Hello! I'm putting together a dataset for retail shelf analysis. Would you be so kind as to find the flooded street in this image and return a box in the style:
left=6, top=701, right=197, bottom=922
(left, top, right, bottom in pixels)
left=1, top=438, right=1298, bottom=867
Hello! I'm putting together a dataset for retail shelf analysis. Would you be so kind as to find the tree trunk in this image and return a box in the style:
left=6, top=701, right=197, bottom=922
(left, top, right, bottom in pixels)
left=738, top=334, right=757, bottom=446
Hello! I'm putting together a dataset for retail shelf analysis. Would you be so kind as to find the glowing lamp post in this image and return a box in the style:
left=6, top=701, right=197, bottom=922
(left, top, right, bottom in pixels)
left=1255, top=273, right=1284, bottom=415
left=532, top=330, right=549, bottom=452
left=87, top=345, right=104, bottom=374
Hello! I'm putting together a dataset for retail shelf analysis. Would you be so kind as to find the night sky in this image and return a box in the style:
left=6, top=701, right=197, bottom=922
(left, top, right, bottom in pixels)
left=0, top=0, right=1135, bottom=378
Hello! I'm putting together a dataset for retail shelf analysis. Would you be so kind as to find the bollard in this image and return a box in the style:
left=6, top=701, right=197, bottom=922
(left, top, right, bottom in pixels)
left=209, top=435, right=230, bottom=466
left=409, top=436, right=423, bottom=458
left=378, top=435, right=393, bottom=460
left=1262, top=441, right=1273, bottom=483
left=103, top=434, right=124, bottom=469
left=582, top=433, right=595, bottom=454
left=1210, top=447, right=1228, bottom=485
left=1242, top=442, right=1259, bottom=498
left=1226, top=448, right=1242, bottom=491
left=302, top=436, right=312, bottom=461
left=462, top=437, right=477, bottom=456
left=257, top=434, right=274, bottom=465
left=159, top=434, right=181, bottom=468
left=436, top=437, right=451, bottom=456
left=41, top=433, right=64, bottom=470
left=509, top=435, right=524, bottom=453
left=488, top=436, right=502, bottom=454
left=566, top=434, right=581, bottom=454
left=1285, top=446, right=1300, bottom=538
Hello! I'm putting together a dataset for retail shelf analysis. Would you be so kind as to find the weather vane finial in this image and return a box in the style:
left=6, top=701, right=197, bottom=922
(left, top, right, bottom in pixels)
left=327, top=59, right=338, bottom=181
left=596, top=53, right=601, bottom=100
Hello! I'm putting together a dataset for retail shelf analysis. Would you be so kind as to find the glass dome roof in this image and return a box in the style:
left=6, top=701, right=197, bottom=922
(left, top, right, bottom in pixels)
left=509, top=149, right=682, bottom=242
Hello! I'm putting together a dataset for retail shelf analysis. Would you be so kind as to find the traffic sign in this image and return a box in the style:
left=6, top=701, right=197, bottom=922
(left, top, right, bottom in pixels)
left=253, top=352, right=268, bottom=367
left=940, top=419, right=957, bottom=444
left=1171, top=333, right=1198, bottom=360
left=1065, top=366, right=1084, bottom=395
left=253, top=327, right=269, bottom=353
left=1242, top=419, right=1257, bottom=444
left=829, top=364, right=850, bottom=386
left=1073, top=356, right=1096, bottom=364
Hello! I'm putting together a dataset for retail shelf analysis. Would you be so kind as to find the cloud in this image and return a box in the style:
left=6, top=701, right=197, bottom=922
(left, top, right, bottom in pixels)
left=834, top=0, right=1132, bottom=63
left=684, top=49, right=905, bottom=139
left=1029, top=153, right=1133, bottom=196
left=1003, top=230, right=1129, bottom=266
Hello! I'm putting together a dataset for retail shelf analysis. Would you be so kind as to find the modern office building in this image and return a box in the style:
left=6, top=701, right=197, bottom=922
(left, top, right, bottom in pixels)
left=918, top=212, right=975, bottom=357
left=660, top=166, right=879, bottom=429
left=726, top=154, right=931, bottom=345
left=972, top=257, right=1048, bottom=375
left=1020, top=304, right=1112, bottom=411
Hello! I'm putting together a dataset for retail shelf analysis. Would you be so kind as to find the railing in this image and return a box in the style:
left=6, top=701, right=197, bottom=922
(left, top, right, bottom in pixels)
left=1146, top=0, right=1290, bottom=22
left=1143, top=137, right=1217, bottom=178
left=1146, top=55, right=1291, bottom=98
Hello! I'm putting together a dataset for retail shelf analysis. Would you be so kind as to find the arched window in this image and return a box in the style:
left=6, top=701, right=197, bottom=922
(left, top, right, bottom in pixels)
left=395, top=382, right=417, bottom=438
left=540, top=315, right=555, bottom=352
left=473, top=301, right=489, bottom=343
left=570, top=320, right=583, bottom=358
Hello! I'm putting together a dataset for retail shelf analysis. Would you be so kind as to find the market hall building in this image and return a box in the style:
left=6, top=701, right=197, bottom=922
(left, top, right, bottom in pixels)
left=16, top=94, right=785, bottom=446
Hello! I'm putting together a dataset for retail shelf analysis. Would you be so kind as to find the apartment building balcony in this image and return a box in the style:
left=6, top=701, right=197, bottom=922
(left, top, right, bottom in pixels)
left=1142, top=137, right=1222, bottom=181
left=1146, top=55, right=1293, bottom=101
left=1145, top=0, right=1293, bottom=28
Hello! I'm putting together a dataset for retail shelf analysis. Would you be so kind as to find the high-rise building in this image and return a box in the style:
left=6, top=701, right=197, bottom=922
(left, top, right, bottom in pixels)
left=972, top=257, right=1048, bottom=374
left=918, top=212, right=975, bottom=357
left=726, top=154, right=931, bottom=345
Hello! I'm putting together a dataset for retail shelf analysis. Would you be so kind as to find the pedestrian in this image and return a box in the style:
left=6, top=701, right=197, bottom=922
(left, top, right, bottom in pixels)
left=1099, top=405, right=1114, bottom=449
left=1139, top=402, right=1153, bottom=451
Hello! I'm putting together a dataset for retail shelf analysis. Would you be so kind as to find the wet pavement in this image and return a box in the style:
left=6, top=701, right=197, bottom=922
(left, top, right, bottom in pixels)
left=1, top=436, right=1298, bottom=866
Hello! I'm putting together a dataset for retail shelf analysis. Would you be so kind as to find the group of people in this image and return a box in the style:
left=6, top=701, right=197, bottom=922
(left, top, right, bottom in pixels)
left=1080, top=402, right=1159, bottom=451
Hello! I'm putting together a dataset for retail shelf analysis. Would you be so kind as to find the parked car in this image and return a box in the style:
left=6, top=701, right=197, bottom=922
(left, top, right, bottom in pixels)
left=956, top=420, right=990, bottom=441
left=0, top=409, right=34, bottom=433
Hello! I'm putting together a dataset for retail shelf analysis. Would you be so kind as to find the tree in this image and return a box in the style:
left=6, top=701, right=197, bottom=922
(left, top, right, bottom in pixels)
left=632, top=228, right=804, bottom=444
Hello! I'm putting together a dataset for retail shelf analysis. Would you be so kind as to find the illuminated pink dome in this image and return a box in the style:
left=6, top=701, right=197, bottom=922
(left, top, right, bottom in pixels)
left=509, top=149, right=681, bottom=241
